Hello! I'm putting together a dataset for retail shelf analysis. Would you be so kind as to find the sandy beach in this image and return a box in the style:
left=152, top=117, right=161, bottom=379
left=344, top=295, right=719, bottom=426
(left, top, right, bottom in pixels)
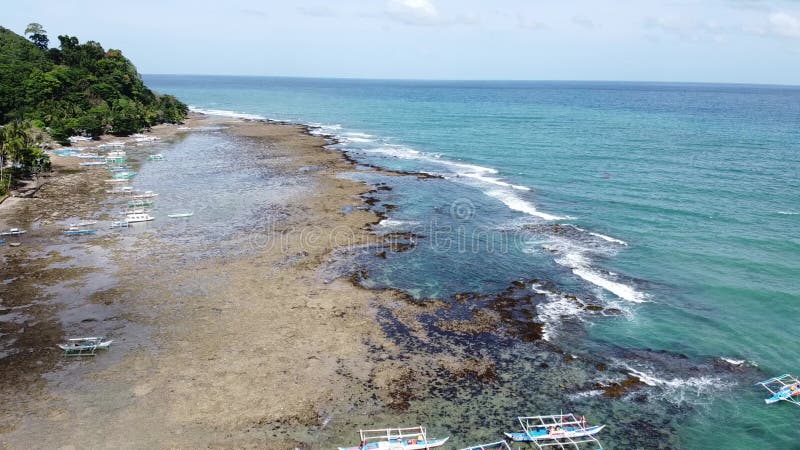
left=0, top=114, right=479, bottom=449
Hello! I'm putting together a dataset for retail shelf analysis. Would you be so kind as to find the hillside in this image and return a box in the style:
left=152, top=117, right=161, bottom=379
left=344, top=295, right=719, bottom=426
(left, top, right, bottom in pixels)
left=0, top=26, right=187, bottom=142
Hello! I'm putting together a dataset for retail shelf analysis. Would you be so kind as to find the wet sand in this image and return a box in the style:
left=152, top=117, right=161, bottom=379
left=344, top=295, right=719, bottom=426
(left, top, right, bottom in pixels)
left=0, top=115, right=458, bottom=448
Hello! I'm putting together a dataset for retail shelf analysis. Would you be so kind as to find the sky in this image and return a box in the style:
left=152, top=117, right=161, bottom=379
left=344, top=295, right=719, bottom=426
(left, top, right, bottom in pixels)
left=5, top=0, right=800, bottom=84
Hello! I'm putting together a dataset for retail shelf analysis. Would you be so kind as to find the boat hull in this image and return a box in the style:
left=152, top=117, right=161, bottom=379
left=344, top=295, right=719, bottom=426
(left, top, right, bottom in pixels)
left=338, top=437, right=449, bottom=450
left=505, top=425, right=605, bottom=442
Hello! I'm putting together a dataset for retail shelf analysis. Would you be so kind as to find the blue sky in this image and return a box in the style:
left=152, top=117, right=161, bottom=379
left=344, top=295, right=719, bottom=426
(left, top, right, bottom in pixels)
left=6, top=0, right=800, bottom=84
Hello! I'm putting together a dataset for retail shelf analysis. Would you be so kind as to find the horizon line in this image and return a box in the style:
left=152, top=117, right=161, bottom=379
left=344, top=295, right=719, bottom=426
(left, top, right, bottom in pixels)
left=141, top=73, right=800, bottom=89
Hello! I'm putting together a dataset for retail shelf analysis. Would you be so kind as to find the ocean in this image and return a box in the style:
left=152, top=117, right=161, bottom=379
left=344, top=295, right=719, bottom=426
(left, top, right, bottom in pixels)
left=144, top=75, right=800, bottom=448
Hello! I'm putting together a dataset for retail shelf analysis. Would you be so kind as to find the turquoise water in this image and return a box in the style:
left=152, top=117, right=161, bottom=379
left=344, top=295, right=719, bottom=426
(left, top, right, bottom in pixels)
left=145, top=76, right=800, bottom=448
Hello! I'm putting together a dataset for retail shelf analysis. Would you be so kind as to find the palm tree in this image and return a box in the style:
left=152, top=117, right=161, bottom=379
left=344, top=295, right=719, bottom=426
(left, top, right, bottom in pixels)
left=0, top=121, right=33, bottom=193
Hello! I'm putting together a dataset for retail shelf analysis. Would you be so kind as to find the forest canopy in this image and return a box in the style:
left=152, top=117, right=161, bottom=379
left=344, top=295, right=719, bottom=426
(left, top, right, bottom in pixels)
left=0, top=24, right=187, bottom=142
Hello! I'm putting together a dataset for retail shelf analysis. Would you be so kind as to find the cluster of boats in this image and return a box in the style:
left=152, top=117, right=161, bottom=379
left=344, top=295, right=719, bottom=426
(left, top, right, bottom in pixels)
left=338, top=415, right=605, bottom=450
left=337, top=378, right=800, bottom=450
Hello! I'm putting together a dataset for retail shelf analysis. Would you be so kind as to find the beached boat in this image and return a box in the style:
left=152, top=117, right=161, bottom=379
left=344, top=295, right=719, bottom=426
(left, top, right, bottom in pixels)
left=63, top=227, right=97, bottom=236
left=147, top=153, right=165, bottom=161
left=112, top=171, right=137, bottom=179
left=53, top=149, right=80, bottom=157
left=57, top=337, right=113, bottom=356
left=110, top=221, right=130, bottom=228
left=76, top=152, right=103, bottom=159
left=128, top=199, right=154, bottom=208
left=106, top=186, right=134, bottom=194
left=458, top=441, right=511, bottom=450
left=107, top=165, right=132, bottom=172
left=79, top=161, right=107, bottom=167
left=338, top=426, right=448, bottom=450
left=125, top=213, right=154, bottom=223
left=132, top=191, right=158, bottom=199
left=504, top=414, right=605, bottom=449
left=105, top=157, right=128, bottom=164
left=105, top=178, right=129, bottom=183
left=0, top=228, right=26, bottom=236
left=756, top=374, right=800, bottom=406
left=168, top=212, right=194, bottom=218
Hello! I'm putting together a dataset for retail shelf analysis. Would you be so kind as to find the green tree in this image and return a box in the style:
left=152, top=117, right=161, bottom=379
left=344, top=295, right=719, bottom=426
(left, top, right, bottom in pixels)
left=24, top=23, right=48, bottom=50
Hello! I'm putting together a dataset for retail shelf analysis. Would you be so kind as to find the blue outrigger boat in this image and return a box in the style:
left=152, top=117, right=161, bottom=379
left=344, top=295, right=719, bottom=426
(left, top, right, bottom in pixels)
left=756, top=374, right=800, bottom=406
left=504, top=414, right=604, bottom=449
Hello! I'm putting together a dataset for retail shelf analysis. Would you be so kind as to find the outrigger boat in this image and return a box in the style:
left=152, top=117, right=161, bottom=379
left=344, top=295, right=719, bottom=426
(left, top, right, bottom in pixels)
left=0, top=228, right=26, bottom=236
left=131, top=191, right=158, bottom=199
left=504, top=414, right=605, bottom=449
left=167, top=212, right=193, bottom=218
left=63, top=226, right=97, bottom=236
left=458, top=441, right=511, bottom=450
left=125, top=213, right=154, bottom=223
left=106, top=186, right=134, bottom=194
left=110, top=221, right=129, bottom=228
left=338, top=426, right=449, bottom=450
left=129, top=199, right=155, bottom=208
left=79, top=161, right=106, bottom=166
left=112, top=171, right=137, bottom=180
left=57, top=337, right=113, bottom=356
left=756, top=374, right=800, bottom=406
left=147, top=153, right=165, bottom=161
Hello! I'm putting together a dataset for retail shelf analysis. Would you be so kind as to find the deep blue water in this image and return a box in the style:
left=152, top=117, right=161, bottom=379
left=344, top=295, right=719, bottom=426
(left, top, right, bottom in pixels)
left=144, top=75, right=800, bottom=448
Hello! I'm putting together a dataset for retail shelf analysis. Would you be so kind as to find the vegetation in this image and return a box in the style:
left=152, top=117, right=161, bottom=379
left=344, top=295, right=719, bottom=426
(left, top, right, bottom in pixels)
left=0, top=24, right=187, bottom=143
left=0, top=23, right=187, bottom=195
left=0, top=121, right=51, bottom=196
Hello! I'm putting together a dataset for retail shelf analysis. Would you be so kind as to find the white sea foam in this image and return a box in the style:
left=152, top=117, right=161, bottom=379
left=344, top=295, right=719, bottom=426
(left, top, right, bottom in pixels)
left=344, top=137, right=374, bottom=143
left=458, top=172, right=531, bottom=191
left=568, top=389, right=604, bottom=401
left=189, top=106, right=266, bottom=121
left=546, top=237, right=647, bottom=303
left=377, top=219, right=421, bottom=229
left=588, top=231, right=628, bottom=246
left=485, top=189, right=565, bottom=221
left=625, top=366, right=725, bottom=405
left=572, top=268, right=646, bottom=303
left=777, top=211, right=799, bottom=215
left=534, top=286, right=586, bottom=341
left=365, top=146, right=422, bottom=159
left=343, top=132, right=374, bottom=138
left=720, top=357, right=745, bottom=366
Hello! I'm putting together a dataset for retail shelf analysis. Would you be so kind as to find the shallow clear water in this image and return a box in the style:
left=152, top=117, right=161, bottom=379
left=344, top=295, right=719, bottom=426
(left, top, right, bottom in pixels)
left=145, top=75, right=800, bottom=448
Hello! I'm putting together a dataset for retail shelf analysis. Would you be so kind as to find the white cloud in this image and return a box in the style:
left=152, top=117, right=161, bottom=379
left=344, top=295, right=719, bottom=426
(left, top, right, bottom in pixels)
left=769, top=12, right=800, bottom=38
left=386, top=0, right=441, bottom=26
left=517, top=13, right=546, bottom=30
left=297, top=5, right=337, bottom=18
left=644, top=15, right=727, bottom=42
left=572, top=15, right=599, bottom=30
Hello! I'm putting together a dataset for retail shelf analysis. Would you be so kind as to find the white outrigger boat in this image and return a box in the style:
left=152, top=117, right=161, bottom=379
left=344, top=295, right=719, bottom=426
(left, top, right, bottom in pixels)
left=106, top=186, right=134, bottom=194
left=125, top=213, right=154, bottom=223
left=132, top=190, right=158, bottom=199
left=756, top=374, right=800, bottom=406
left=504, top=414, right=605, bottom=449
left=458, top=441, right=511, bottom=450
left=167, top=212, right=193, bottom=218
left=338, top=426, right=449, bottom=450
left=0, top=228, right=26, bottom=236
left=57, top=337, right=113, bottom=356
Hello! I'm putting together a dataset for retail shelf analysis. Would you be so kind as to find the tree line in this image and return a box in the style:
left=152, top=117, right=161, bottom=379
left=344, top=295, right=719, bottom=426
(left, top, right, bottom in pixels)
left=0, top=23, right=188, bottom=195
